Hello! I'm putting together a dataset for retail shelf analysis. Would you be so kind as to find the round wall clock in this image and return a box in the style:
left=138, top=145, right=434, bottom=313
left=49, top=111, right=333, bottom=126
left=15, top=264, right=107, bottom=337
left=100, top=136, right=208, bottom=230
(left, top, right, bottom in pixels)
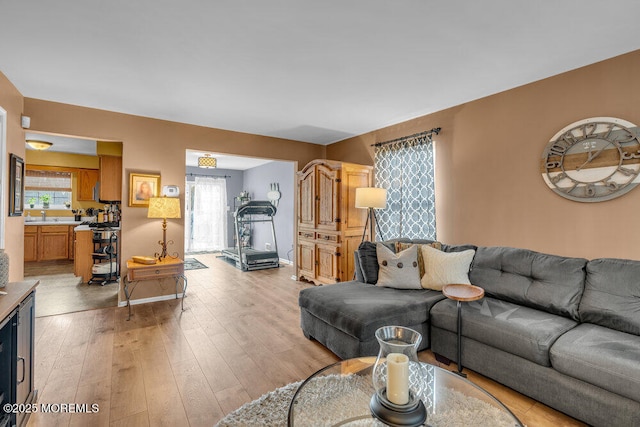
left=541, top=117, right=640, bottom=202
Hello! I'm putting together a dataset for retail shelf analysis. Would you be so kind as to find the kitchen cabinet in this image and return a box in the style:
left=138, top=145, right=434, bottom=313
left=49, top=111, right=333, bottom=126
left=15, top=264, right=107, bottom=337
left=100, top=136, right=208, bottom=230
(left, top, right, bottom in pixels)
left=74, top=229, right=93, bottom=283
left=77, top=169, right=99, bottom=201
left=99, top=155, right=122, bottom=201
left=296, top=159, right=372, bottom=285
left=38, top=225, right=69, bottom=261
left=23, top=226, right=38, bottom=262
left=0, top=282, right=37, bottom=427
left=24, top=225, right=76, bottom=262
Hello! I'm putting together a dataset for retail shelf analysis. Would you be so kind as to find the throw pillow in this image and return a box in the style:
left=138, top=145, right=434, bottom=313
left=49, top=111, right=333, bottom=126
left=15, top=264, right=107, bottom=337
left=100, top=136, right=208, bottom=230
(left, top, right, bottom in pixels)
left=357, top=241, right=379, bottom=284
left=420, top=244, right=475, bottom=291
left=395, top=242, right=442, bottom=278
left=376, top=243, right=422, bottom=289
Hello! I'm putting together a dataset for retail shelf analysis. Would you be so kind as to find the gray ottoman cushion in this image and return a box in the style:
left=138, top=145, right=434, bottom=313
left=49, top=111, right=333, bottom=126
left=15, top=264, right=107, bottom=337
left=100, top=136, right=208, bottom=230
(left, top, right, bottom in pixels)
left=469, top=246, right=587, bottom=320
left=299, top=281, right=445, bottom=340
left=581, top=258, right=640, bottom=335
left=551, top=323, right=640, bottom=402
left=431, top=297, right=578, bottom=366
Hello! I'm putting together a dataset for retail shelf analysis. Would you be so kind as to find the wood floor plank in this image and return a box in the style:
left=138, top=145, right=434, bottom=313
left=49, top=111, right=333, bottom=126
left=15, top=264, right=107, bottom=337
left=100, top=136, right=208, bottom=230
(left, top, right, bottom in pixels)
left=109, top=344, right=147, bottom=423
left=28, top=255, right=586, bottom=427
left=182, top=327, right=241, bottom=392
left=70, top=379, right=111, bottom=427
left=172, top=359, right=226, bottom=427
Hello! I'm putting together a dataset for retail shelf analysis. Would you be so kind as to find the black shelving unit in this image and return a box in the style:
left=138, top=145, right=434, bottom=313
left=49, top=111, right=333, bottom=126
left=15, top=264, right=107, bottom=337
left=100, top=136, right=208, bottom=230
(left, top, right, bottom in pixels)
left=88, top=228, right=120, bottom=285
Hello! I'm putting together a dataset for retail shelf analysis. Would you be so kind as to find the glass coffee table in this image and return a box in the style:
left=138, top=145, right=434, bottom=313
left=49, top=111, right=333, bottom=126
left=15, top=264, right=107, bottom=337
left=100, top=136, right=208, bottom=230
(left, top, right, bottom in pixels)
left=288, top=357, right=523, bottom=427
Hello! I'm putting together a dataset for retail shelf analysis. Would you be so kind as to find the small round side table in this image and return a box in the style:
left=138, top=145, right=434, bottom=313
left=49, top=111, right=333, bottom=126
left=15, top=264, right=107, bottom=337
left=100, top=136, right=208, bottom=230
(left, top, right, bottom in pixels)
left=442, top=284, right=485, bottom=377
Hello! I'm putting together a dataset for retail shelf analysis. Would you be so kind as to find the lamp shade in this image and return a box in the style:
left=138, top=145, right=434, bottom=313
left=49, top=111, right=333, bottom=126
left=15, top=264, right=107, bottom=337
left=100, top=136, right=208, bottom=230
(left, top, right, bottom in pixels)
left=147, top=197, right=181, bottom=219
left=355, top=187, right=387, bottom=209
left=26, top=140, right=53, bottom=150
left=198, top=155, right=217, bottom=168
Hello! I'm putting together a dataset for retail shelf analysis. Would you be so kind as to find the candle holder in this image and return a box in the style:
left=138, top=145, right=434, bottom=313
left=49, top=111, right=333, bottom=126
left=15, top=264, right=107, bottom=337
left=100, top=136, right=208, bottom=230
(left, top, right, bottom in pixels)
left=370, top=326, right=427, bottom=427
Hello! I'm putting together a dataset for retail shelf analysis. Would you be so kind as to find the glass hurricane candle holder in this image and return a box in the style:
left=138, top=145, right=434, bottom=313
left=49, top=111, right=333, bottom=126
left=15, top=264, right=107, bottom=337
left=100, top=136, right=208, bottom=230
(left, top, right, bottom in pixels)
left=370, top=325, right=427, bottom=426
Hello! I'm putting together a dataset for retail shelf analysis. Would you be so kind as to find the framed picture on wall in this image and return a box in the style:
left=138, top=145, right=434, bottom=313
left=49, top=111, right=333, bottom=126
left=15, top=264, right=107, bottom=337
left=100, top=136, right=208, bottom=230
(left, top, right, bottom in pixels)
left=129, top=172, right=161, bottom=207
left=9, top=153, right=24, bottom=216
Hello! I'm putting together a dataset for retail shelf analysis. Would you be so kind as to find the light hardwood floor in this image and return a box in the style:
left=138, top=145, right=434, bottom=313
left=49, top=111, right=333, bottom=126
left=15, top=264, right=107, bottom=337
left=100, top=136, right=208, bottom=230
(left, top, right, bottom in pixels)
left=27, top=254, right=586, bottom=426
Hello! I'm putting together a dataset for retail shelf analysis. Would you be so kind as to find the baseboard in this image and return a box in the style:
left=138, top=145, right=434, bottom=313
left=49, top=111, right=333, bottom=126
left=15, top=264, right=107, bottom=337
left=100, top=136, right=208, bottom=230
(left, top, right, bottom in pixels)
left=279, top=258, right=293, bottom=265
left=118, top=293, right=184, bottom=307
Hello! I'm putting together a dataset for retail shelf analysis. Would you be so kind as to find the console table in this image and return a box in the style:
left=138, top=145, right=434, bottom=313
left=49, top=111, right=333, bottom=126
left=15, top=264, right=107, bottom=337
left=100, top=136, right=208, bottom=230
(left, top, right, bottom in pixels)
left=124, top=258, right=187, bottom=320
left=442, top=283, right=485, bottom=377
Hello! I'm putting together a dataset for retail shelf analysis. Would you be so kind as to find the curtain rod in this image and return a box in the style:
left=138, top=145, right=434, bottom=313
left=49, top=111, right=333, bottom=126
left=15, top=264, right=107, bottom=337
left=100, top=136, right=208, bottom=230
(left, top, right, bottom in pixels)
left=186, top=173, right=231, bottom=178
left=371, top=127, right=441, bottom=147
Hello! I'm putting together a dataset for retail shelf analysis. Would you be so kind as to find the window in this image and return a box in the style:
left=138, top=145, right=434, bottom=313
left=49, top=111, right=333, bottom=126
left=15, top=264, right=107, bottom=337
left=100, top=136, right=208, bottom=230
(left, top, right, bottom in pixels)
left=374, top=132, right=437, bottom=240
left=24, top=169, right=72, bottom=209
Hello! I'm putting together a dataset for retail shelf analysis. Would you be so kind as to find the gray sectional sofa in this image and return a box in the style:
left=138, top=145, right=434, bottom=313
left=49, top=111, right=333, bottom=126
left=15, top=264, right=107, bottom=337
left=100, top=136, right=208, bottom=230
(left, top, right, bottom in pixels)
left=298, top=240, right=640, bottom=426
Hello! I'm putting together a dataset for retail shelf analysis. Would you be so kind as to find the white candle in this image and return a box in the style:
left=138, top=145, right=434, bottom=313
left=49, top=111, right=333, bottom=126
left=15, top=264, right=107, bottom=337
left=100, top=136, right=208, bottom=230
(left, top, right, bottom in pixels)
left=386, top=353, right=409, bottom=405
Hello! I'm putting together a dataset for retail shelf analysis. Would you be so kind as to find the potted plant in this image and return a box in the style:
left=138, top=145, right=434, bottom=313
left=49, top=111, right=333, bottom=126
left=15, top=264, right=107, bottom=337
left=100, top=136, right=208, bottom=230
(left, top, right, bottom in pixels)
left=40, top=194, right=51, bottom=209
left=28, top=197, right=36, bottom=208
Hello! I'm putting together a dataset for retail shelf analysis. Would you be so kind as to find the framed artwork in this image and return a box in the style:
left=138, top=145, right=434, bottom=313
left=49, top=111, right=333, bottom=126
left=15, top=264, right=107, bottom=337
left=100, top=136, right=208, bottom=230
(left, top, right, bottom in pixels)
left=129, top=172, right=161, bottom=207
left=9, top=154, right=24, bottom=216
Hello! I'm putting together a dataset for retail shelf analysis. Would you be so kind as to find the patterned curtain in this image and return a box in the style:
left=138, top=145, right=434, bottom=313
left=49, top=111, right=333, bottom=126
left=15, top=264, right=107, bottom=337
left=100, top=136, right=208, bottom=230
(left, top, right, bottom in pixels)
left=374, top=134, right=436, bottom=240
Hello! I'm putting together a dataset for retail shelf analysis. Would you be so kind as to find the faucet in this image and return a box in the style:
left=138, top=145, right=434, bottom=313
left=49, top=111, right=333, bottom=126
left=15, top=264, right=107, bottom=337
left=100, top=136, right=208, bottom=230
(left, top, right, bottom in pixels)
left=40, top=210, right=46, bottom=221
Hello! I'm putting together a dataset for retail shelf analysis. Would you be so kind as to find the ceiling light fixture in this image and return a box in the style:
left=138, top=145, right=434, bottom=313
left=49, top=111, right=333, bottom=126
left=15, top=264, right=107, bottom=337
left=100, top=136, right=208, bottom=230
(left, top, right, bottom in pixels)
left=26, top=140, right=53, bottom=150
left=198, top=153, right=217, bottom=168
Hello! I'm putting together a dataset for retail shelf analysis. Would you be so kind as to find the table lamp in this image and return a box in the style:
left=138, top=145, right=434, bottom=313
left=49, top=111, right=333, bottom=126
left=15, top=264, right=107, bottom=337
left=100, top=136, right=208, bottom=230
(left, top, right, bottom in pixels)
left=147, top=196, right=181, bottom=260
left=355, top=187, right=387, bottom=243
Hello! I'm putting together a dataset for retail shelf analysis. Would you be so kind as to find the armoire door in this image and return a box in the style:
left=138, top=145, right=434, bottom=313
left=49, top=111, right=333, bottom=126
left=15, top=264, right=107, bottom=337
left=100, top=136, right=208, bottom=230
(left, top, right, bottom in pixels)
left=316, top=164, right=339, bottom=231
left=298, top=167, right=315, bottom=229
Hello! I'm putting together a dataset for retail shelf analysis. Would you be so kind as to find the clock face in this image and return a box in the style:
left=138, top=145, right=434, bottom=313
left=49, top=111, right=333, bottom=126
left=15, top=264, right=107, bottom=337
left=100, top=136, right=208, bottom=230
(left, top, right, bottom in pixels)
left=541, top=117, right=640, bottom=202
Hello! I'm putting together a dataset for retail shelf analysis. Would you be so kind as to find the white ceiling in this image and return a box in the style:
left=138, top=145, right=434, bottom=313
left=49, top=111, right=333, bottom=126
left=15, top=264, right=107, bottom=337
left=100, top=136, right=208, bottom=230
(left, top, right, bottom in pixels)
left=2, top=1, right=640, bottom=145
left=25, top=132, right=97, bottom=155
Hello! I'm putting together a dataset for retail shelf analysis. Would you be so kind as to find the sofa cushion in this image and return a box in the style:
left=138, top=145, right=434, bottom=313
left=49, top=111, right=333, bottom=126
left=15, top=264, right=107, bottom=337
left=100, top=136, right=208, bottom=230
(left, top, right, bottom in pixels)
left=431, top=296, right=578, bottom=366
left=551, top=323, right=640, bottom=402
left=580, top=258, right=640, bottom=336
left=376, top=243, right=421, bottom=289
left=469, top=246, right=587, bottom=320
left=420, top=245, right=475, bottom=291
left=299, top=281, right=445, bottom=340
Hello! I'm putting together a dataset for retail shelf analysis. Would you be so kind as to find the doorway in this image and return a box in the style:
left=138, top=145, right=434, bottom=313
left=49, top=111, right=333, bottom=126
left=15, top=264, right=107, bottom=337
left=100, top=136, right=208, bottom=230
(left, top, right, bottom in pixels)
left=184, top=150, right=296, bottom=270
left=22, top=132, right=122, bottom=317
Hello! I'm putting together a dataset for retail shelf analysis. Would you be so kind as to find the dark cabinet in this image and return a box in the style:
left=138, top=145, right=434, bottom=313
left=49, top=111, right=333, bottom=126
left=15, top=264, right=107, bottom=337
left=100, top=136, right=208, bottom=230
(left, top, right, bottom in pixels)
left=0, top=290, right=35, bottom=427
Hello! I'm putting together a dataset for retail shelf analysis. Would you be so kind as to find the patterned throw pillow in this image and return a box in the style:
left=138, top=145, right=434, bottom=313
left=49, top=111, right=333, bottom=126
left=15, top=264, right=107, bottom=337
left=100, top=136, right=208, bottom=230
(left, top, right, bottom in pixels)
left=395, top=242, right=442, bottom=278
left=420, top=244, right=475, bottom=290
left=376, top=243, right=422, bottom=289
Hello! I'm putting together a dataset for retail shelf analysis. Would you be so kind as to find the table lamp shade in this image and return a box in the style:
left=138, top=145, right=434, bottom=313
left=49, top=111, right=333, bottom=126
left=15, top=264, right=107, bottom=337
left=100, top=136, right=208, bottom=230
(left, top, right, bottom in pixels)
left=355, top=187, right=387, bottom=209
left=147, top=197, right=181, bottom=219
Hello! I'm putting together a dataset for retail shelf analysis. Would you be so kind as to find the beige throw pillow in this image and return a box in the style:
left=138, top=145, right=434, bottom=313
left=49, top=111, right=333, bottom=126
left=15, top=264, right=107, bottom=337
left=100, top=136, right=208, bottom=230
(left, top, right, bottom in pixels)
left=376, top=243, right=422, bottom=290
left=395, top=242, right=442, bottom=278
left=420, top=244, right=475, bottom=290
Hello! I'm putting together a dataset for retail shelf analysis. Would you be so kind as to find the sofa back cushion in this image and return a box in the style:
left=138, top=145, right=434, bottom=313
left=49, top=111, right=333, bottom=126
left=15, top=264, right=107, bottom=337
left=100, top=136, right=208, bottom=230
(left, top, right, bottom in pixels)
left=469, top=246, right=587, bottom=320
left=580, top=258, right=640, bottom=336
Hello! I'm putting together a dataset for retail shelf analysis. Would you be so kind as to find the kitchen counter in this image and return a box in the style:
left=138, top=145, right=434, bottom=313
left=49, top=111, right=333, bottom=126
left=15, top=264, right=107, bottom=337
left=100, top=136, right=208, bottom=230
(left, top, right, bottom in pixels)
left=25, top=220, right=83, bottom=226
left=0, top=280, right=39, bottom=321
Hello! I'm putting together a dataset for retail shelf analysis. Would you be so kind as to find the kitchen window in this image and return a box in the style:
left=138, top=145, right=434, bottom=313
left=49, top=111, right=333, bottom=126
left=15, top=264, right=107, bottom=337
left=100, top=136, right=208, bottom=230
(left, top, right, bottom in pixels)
left=24, top=169, right=72, bottom=209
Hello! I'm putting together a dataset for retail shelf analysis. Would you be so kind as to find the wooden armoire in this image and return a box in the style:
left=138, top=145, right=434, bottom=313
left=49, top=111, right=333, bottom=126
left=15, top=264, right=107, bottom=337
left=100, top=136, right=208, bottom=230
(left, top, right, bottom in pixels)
left=297, top=159, right=373, bottom=285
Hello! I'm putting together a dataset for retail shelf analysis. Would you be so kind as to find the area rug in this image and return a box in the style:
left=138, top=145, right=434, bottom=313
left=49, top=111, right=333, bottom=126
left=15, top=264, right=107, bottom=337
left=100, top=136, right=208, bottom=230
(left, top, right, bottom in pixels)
left=216, top=374, right=519, bottom=426
left=184, top=258, right=208, bottom=270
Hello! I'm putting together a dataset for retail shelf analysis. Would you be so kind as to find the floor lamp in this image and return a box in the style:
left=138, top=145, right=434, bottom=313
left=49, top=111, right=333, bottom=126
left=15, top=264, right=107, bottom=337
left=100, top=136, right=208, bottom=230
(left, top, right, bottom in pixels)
left=355, top=187, right=387, bottom=243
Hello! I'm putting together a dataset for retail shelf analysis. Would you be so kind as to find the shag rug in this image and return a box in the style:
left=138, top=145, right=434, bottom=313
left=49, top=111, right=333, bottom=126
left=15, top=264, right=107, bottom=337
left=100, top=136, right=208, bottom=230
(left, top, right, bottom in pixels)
left=184, top=257, right=208, bottom=270
left=216, top=374, right=519, bottom=426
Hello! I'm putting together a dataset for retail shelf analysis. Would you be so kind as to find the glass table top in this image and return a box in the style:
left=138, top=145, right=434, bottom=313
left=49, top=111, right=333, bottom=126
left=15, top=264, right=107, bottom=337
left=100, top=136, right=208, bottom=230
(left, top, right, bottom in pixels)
left=288, top=357, right=523, bottom=427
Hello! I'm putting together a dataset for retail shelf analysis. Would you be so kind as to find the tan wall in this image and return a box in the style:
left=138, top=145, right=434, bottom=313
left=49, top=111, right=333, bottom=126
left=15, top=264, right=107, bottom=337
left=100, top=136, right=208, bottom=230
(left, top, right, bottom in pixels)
left=23, top=98, right=325, bottom=300
left=0, top=72, right=25, bottom=281
left=327, top=49, right=640, bottom=261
